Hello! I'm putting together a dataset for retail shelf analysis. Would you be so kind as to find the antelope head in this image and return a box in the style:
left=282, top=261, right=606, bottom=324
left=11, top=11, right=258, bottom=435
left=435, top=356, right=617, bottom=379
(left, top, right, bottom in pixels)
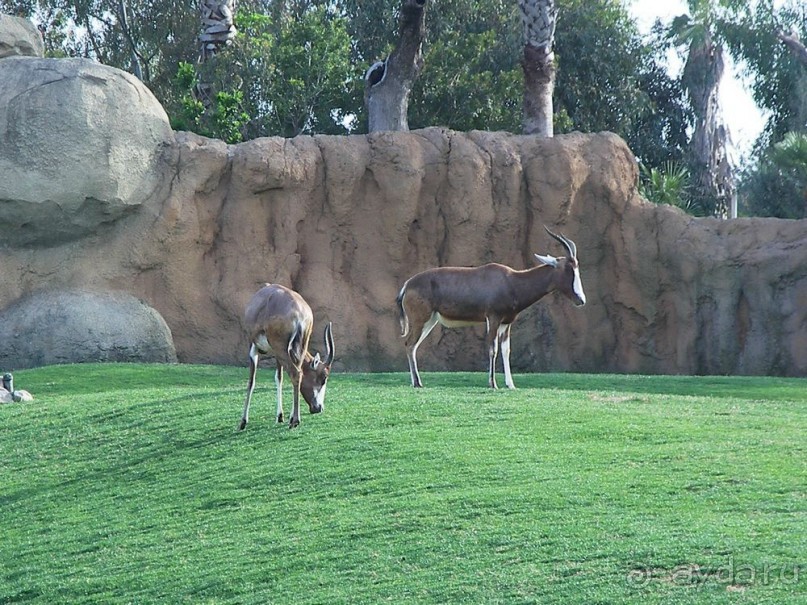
left=300, top=322, right=335, bottom=414
left=535, top=226, right=586, bottom=306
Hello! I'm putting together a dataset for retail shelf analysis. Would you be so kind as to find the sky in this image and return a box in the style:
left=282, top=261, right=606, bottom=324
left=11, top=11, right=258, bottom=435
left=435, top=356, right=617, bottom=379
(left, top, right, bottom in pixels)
left=628, top=0, right=766, bottom=163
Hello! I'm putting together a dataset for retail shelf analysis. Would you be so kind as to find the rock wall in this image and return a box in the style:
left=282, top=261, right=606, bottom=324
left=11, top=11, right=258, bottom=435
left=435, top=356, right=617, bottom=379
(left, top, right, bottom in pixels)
left=1, top=21, right=805, bottom=376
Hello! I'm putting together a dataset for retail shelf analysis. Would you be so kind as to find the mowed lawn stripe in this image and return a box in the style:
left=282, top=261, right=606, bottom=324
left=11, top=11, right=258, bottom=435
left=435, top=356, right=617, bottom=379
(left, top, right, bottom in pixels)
left=0, top=364, right=803, bottom=604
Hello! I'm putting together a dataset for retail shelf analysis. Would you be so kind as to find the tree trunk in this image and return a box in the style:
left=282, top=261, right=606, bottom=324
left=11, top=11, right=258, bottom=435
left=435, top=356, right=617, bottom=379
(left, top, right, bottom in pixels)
left=519, top=0, right=557, bottom=137
left=196, top=0, right=237, bottom=107
left=682, top=33, right=734, bottom=218
left=365, top=0, right=427, bottom=133
left=117, top=0, right=143, bottom=80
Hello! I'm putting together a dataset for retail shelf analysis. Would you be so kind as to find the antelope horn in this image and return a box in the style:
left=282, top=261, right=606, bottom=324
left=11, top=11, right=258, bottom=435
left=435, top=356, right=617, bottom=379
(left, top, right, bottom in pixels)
left=323, top=322, right=335, bottom=366
left=544, top=226, right=577, bottom=260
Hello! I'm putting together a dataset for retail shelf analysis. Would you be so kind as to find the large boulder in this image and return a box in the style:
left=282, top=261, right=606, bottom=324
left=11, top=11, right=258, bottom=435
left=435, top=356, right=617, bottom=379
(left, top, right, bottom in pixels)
left=0, top=290, right=177, bottom=369
left=0, top=56, right=174, bottom=247
left=0, top=14, right=44, bottom=59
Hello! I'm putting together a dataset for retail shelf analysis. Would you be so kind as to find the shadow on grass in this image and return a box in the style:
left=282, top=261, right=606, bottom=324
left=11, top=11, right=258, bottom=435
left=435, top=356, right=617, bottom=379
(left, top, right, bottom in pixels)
left=12, top=363, right=244, bottom=397
left=0, top=390, right=309, bottom=508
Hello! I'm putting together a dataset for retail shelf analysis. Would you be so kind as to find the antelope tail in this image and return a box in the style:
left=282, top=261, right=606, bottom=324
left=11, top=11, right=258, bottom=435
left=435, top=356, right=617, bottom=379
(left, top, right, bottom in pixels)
left=396, top=285, right=409, bottom=337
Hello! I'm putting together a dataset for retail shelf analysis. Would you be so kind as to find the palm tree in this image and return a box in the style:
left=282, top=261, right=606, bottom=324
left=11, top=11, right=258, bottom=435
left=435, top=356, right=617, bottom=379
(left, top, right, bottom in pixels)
left=199, top=0, right=237, bottom=62
left=196, top=0, right=238, bottom=106
left=640, top=161, right=696, bottom=212
left=518, top=0, right=557, bottom=137
left=670, top=0, right=736, bottom=218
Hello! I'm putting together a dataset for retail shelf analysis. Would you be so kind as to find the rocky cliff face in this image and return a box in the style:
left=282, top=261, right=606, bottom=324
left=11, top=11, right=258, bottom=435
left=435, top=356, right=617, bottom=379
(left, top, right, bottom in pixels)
left=1, top=20, right=805, bottom=375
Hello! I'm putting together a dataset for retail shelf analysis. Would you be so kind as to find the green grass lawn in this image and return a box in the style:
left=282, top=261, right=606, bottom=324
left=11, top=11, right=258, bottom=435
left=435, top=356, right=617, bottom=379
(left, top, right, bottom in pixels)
left=1, top=364, right=804, bottom=604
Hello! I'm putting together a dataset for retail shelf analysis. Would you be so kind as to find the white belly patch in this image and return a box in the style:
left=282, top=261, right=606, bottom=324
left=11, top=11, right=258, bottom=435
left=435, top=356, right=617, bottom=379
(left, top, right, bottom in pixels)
left=436, top=313, right=483, bottom=329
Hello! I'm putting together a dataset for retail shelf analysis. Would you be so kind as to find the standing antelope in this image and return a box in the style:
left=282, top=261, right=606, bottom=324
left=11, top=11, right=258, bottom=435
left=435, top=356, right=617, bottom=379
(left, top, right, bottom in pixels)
left=396, top=227, right=585, bottom=389
left=239, top=284, right=334, bottom=430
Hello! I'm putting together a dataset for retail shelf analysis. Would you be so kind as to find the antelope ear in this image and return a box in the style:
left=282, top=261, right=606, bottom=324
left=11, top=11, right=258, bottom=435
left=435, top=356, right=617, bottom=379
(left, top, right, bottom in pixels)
left=534, top=253, right=558, bottom=267
left=311, top=353, right=321, bottom=369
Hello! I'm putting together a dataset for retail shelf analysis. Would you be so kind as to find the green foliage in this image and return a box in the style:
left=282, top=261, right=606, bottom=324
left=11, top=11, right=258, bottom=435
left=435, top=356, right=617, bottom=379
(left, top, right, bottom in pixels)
left=169, top=61, right=203, bottom=132
left=719, top=1, right=807, bottom=217
left=173, top=94, right=204, bottom=133
left=10, top=0, right=807, bottom=222
left=3, top=0, right=691, bottom=163
left=211, top=90, right=251, bottom=144
left=722, top=0, right=807, bottom=146
left=341, top=0, right=524, bottom=133
left=639, top=160, right=718, bottom=217
left=410, top=29, right=522, bottom=132
left=223, top=6, right=359, bottom=138
left=639, top=161, right=697, bottom=212
left=669, top=0, right=724, bottom=47
left=554, top=0, right=692, bottom=166
left=168, top=61, right=249, bottom=143
left=772, top=131, right=807, bottom=175
left=626, top=45, right=693, bottom=168
left=0, top=364, right=805, bottom=603
left=333, top=0, right=400, bottom=64
left=2, top=0, right=202, bottom=97
left=740, top=132, right=807, bottom=218
left=331, top=0, right=688, bottom=151
left=261, top=6, right=358, bottom=136
left=556, top=0, right=647, bottom=135
left=174, top=59, right=196, bottom=91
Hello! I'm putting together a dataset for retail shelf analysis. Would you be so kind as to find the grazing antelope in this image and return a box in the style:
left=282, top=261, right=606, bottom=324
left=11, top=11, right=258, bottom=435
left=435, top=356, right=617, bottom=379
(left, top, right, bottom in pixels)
left=396, top=227, right=585, bottom=389
left=239, top=284, right=334, bottom=430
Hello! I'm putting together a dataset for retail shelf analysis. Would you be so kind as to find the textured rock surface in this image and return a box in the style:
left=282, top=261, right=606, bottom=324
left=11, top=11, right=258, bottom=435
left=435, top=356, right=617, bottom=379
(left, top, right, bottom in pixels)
left=0, top=290, right=177, bottom=369
left=0, top=39, right=804, bottom=374
left=1, top=126, right=805, bottom=375
left=0, top=57, right=174, bottom=247
left=0, top=14, right=43, bottom=58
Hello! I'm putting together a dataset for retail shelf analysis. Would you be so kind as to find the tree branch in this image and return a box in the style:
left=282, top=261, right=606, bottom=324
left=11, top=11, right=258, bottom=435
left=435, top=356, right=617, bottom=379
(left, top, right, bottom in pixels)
left=776, top=30, right=807, bottom=67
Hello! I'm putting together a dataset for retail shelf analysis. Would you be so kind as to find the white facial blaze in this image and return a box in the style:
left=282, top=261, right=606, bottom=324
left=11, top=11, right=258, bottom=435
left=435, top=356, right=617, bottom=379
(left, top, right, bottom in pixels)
left=314, top=383, right=327, bottom=409
left=573, top=265, right=586, bottom=305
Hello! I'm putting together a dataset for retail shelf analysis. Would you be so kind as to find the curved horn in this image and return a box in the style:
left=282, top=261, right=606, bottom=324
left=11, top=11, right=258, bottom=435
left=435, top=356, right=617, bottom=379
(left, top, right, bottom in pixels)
left=323, top=322, right=335, bottom=366
left=544, top=226, right=577, bottom=260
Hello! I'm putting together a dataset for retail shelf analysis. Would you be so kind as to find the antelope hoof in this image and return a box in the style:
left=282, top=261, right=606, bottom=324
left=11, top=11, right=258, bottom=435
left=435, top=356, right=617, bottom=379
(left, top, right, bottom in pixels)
left=238, top=418, right=247, bottom=431
left=289, top=417, right=300, bottom=429
left=277, top=413, right=284, bottom=423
